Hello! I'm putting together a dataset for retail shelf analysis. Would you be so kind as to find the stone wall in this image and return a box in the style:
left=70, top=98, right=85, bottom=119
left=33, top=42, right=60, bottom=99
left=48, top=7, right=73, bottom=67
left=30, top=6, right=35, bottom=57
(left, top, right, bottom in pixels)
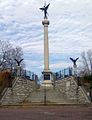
left=55, top=77, right=91, bottom=104
left=0, top=77, right=36, bottom=105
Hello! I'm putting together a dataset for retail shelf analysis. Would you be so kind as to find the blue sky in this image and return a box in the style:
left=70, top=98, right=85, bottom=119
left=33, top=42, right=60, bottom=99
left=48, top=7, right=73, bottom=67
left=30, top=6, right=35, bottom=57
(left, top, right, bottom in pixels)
left=0, top=0, right=92, bottom=76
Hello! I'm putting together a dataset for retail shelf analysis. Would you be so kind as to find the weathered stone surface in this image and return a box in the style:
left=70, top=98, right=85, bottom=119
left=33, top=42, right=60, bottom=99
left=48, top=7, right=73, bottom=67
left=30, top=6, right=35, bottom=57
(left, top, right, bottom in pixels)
left=55, top=77, right=91, bottom=103
left=0, top=77, right=35, bottom=105
left=0, top=76, right=90, bottom=105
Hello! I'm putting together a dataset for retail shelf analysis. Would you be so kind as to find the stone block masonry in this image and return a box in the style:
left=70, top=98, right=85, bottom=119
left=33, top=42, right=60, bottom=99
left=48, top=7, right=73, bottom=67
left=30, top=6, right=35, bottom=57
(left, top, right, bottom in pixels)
left=0, top=76, right=91, bottom=105
left=0, top=77, right=36, bottom=105
left=55, top=76, right=91, bottom=104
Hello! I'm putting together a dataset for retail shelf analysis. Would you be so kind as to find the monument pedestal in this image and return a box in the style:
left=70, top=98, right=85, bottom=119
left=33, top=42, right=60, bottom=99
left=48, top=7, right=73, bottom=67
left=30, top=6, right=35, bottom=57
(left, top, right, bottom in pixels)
left=42, top=71, right=52, bottom=87
left=17, top=66, right=21, bottom=76
left=73, top=64, right=77, bottom=77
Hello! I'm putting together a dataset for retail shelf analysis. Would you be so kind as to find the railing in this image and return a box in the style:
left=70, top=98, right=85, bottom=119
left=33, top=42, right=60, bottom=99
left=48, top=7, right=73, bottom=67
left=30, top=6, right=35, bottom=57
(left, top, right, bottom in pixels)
left=54, top=67, right=73, bottom=80
left=22, top=70, right=38, bottom=81
left=12, top=68, right=38, bottom=81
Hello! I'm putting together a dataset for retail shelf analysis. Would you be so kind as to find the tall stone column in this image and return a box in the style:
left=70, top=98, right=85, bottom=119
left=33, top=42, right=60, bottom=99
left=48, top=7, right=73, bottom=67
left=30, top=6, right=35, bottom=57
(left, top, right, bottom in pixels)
left=42, top=19, right=50, bottom=71
left=40, top=3, right=52, bottom=86
left=42, top=19, right=52, bottom=86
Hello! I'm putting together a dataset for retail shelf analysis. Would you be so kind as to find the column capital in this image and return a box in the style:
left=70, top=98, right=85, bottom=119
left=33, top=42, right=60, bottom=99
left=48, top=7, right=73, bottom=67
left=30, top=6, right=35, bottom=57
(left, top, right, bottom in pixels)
left=42, top=19, right=50, bottom=26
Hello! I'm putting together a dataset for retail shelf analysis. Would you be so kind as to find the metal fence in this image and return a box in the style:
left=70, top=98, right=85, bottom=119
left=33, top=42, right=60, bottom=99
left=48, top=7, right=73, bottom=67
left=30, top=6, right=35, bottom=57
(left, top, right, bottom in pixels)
left=12, top=68, right=38, bottom=81
left=54, top=67, right=73, bottom=80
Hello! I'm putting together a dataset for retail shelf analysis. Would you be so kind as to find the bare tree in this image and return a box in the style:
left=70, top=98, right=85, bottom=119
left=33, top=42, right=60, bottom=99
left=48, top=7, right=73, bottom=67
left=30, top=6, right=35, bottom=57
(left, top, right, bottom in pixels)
left=13, top=47, right=23, bottom=60
left=13, top=46, right=25, bottom=69
left=81, top=50, right=92, bottom=75
left=0, top=40, right=11, bottom=70
left=0, top=40, right=24, bottom=71
left=87, top=50, right=92, bottom=74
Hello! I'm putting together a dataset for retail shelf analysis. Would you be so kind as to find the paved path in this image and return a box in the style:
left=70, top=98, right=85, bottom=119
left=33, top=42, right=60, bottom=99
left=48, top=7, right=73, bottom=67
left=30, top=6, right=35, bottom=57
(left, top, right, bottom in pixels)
left=0, top=106, right=92, bottom=120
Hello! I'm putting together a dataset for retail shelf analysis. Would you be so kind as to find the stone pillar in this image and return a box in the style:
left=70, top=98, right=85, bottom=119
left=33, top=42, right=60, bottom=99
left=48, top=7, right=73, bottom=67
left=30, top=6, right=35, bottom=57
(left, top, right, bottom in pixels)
left=41, top=19, right=52, bottom=86
left=17, top=66, right=21, bottom=76
left=73, top=64, right=77, bottom=77
left=42, top=19, right=50, bottom=71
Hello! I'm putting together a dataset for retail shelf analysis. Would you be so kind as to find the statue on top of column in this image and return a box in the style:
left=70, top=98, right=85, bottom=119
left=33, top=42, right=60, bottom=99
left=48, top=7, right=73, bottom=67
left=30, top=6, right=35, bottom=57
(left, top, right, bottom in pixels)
left=40, top=3, right=50, bottom=19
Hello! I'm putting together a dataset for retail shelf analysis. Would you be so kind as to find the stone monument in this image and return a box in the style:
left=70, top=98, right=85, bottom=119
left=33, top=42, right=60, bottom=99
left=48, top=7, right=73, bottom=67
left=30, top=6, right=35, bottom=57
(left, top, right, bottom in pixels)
left=40, top=3, right=52, bottom=86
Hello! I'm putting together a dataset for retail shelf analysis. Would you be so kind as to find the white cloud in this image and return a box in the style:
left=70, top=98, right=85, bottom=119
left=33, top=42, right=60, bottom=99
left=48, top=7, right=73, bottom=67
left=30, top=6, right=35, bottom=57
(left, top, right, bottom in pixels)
left=50, top=62, right=71, bottom=69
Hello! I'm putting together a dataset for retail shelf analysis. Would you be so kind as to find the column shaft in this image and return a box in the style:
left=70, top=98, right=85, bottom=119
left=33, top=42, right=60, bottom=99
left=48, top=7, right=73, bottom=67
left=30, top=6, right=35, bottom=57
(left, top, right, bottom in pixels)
left=44, top=24, right=49, bottom=70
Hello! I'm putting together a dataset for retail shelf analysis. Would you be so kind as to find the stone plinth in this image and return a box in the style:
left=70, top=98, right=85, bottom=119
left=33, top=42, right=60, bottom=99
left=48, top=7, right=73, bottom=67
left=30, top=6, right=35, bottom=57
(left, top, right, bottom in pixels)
left=73, top=64, right=77, bottom=76
left=17, top=66, right=21, bottom=76
left=42, top=71, right=52, bottom=86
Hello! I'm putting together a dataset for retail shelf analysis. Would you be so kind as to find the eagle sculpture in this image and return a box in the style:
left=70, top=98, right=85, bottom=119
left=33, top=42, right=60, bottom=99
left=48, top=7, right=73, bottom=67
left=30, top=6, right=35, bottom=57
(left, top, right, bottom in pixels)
left=15, top=59, right=23, bottom=66
left=70, top=57, right=79, bottom=65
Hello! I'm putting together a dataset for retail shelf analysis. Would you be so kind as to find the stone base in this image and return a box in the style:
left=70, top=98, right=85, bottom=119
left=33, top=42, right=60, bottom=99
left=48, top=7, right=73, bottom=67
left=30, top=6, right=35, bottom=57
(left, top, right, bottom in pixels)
left=41, top=80, right=52, bottom=87
left=41, top=71, right=52, bottom=87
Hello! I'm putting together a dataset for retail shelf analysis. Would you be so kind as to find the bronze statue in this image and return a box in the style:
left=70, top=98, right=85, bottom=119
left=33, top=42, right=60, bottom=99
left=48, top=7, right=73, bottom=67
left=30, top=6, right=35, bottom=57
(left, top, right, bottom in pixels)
left=70, top=57, right=79, bottom=65
left=15, top=59, right=23, bottom=66
left=40, top=3, right=50, bottom=19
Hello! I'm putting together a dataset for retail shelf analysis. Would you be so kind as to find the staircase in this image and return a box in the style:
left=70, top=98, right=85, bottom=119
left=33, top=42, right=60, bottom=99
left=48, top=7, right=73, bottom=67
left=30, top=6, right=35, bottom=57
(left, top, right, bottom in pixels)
left=0, top=76, right=91, bottom=105
left=25, top=85, right=74, bottom=104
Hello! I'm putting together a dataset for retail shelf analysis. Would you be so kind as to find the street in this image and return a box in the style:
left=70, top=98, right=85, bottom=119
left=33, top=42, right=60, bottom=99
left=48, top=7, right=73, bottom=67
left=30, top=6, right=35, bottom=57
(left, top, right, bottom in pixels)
left=0, top=106, right=92, bottom=120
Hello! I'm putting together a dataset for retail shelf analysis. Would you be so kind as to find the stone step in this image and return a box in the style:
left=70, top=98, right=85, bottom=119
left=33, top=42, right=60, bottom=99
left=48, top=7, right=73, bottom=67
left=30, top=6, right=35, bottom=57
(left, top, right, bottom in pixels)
left=0, top=76, right=90, bottom=105
left=25, top=87, right=76, bottom=104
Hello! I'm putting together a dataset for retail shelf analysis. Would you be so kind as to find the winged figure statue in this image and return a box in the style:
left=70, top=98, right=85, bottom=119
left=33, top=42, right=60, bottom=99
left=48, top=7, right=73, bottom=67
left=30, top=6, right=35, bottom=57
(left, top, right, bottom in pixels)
left=40, top=3, right=50, bottom=19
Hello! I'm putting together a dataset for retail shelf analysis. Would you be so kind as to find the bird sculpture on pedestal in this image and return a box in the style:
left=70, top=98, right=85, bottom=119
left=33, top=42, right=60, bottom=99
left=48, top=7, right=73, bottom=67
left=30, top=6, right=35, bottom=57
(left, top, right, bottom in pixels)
left=15, top=59, right=23, bottom=66
left=70, top=57, right=79, bottom=66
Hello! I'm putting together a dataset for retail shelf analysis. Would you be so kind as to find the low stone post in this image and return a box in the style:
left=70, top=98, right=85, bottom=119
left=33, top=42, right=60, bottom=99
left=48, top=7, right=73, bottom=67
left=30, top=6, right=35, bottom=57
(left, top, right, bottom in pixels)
left=73, top=64, right=77, bottom=77
left=17, top=66, right=21, bottom=76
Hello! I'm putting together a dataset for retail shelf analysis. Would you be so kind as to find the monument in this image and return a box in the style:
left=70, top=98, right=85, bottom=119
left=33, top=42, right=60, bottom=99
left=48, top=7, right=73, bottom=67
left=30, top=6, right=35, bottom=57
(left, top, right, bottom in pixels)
left=40, top=3, right=52, bottom=86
